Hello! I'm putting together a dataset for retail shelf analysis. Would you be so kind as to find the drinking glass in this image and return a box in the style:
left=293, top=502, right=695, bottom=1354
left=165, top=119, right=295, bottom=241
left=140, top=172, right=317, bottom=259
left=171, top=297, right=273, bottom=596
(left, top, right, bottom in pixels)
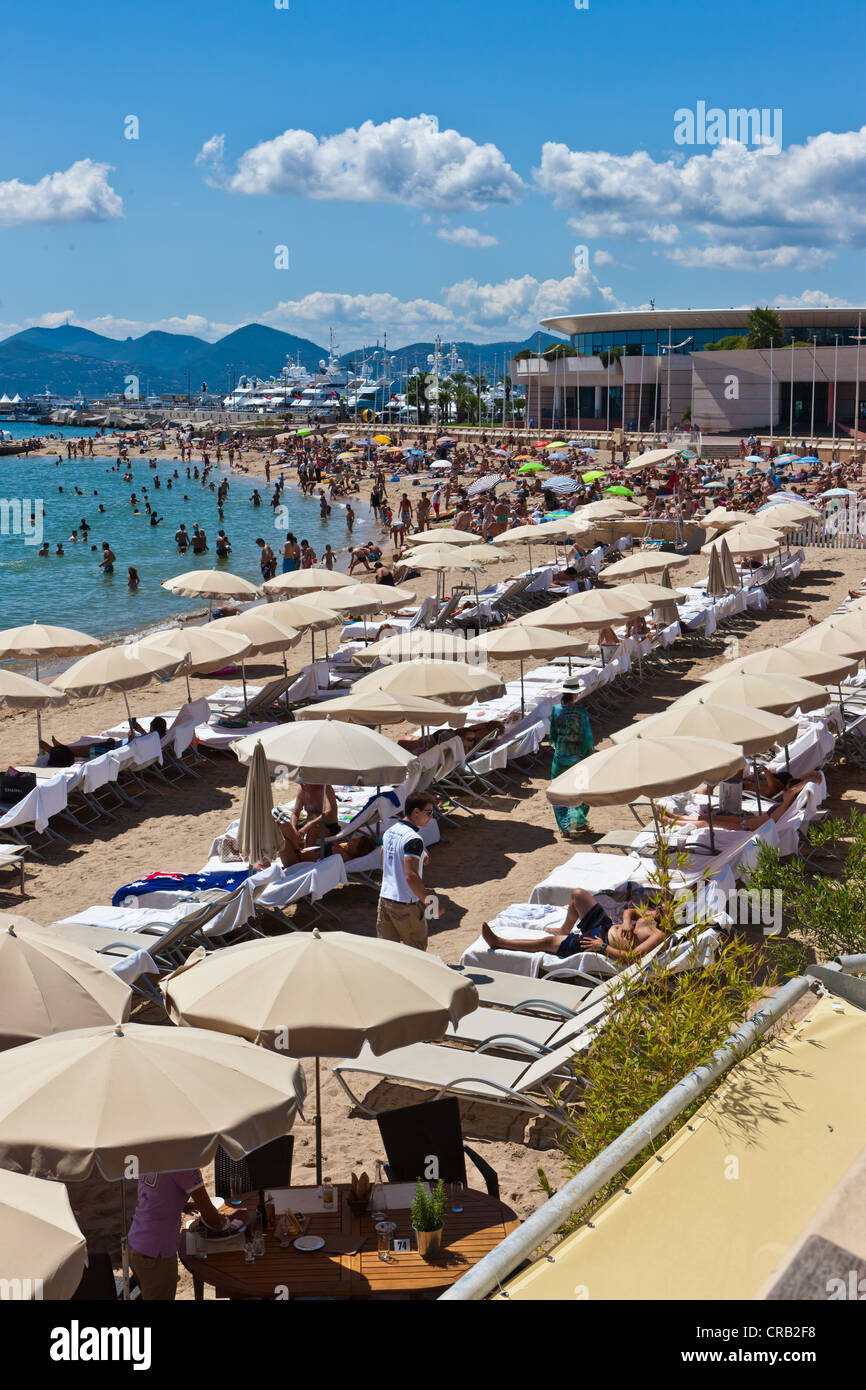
left=450, top=1182, right=464, bottom=1213
left=229, top=1173, right=244, bottom=1207
left=376, top=1221, right=396, bottom=1262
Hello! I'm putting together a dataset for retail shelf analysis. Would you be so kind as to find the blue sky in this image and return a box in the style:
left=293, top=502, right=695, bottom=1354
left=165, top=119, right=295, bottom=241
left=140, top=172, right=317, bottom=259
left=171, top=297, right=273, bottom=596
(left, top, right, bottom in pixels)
left=1, top=0, right=863, bottom=348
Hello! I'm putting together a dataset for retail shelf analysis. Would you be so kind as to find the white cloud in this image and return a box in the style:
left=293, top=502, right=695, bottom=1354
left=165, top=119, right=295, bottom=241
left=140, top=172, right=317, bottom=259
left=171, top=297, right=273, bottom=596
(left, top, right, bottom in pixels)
left=436, top=225, right=498, bottom=248
left=197, top=114, right=523, bottom=211
left=0, top=159, right=122, bottom=227
left=664, top=244, right=834, bottom=271
left=540, top=128, right=866, bottom=255
left=0, top=311, right=237, bottom=345
left=771, top=289, right=857, bottom=309
left=593, top=250, right=615, bottom=266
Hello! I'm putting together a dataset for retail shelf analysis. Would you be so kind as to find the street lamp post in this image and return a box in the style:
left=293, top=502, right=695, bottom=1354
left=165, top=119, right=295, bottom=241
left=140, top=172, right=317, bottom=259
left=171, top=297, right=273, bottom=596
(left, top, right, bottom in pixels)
left=810, top=336, right=817, bottom=445
left=854, top=313, right=865, bottom=462
left=832, top=335, right=839, bottom=450
left=789, top=338, right=795, bottom=443
left=769, top=341, right=774, bottom=443
left=662, top=328, right=692, bottom=435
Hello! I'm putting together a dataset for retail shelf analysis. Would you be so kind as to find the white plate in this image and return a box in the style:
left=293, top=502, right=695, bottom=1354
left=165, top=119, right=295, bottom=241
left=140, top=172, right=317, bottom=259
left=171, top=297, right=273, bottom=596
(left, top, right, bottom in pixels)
left=293, top=1235, right=325, bottom=1252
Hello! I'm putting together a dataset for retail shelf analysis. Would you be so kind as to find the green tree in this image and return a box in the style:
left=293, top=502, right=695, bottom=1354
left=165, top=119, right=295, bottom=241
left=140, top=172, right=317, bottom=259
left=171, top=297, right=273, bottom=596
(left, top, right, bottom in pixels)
left=705, top=335, right=748, bottom=351
left=406, top=371, right=431, bottom=424
left=746, top=306, right=786, bottom=349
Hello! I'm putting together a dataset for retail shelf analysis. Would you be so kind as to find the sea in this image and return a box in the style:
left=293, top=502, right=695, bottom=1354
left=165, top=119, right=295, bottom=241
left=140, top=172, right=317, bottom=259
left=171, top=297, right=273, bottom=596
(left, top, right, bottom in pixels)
left=0, top=445, right=366, bottom=644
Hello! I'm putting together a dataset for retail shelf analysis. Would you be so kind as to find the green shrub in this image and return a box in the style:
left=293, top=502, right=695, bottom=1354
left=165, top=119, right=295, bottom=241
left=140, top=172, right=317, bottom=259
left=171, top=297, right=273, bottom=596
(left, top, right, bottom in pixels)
left=411, top=1178, right=446, bottom=1231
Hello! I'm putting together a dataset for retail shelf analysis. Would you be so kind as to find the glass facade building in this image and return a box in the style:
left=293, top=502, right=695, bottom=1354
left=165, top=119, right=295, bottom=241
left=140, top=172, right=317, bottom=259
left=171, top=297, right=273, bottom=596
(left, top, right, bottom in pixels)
left=568, top=321, right=865, bottom=357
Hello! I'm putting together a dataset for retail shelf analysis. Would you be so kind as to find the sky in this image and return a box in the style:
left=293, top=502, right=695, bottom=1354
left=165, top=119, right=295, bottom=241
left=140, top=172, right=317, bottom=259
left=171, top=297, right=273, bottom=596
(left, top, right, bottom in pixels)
left=1, top=0, right=864, bottom=351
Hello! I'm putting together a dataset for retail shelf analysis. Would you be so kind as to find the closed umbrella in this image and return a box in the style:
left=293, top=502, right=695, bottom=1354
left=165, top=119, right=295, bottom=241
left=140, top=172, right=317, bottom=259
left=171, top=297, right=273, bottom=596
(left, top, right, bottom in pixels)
left=706, top=545, right=727, bottom=598
left=469, top=625, right=588, bottom=715
left=52, top=642, right=189, bottom=722
left=0, top=1170, right=86, bottom=1301
left=164, top=930, right=478, bottom=1183
left=547, top=734, right=744, bottom=851
left=0, top=622, right=100, bottom=748
left=0, top=917, right=131, bottom=1050
left=295, top=690, right=466, bottom=727
left=353, top=659, right=505, bottom=706
left=237, top=740, right=283, bottom=866
left=718, top=535, right=740, bottom=589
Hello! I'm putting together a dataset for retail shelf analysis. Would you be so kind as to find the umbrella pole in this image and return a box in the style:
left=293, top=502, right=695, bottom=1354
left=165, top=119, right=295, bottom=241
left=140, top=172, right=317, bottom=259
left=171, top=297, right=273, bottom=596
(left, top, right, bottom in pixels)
left=35, top=657, right=42, bottom=756
left=315, top=1056, right=323, bottom=1186
left=241, top=662, right=249, bottom=710
left=123, top=691, right=132, bottom=725
left=121, top=1179, right=130, bottom=1301
left=650, top=798, right=663, bottom=853
left=186, top=674, right=192, bottom=702
left=784, top=743, right=792, bottom=776
left=706, top=787, right=718, bottom=855
left=751, top=758, right=763, bottom=815
left=520, top=658, right=525, bottom=718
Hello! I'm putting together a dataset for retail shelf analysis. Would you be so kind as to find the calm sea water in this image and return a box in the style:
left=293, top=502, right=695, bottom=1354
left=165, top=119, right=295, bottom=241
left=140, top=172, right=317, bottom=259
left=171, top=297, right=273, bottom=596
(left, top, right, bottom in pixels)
left=0, top=422, right=102, bottom=439
left=0, top=453, right=362, bottom=642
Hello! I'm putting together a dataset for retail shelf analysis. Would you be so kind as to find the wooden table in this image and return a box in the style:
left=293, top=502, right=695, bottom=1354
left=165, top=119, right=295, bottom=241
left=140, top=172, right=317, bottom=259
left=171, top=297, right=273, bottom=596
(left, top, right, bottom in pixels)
left=179, top=1185, right=518, bottom=1300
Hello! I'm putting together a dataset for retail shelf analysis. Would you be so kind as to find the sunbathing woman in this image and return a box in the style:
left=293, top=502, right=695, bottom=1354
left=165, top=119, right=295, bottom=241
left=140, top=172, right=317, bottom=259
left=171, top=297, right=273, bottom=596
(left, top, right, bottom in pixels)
left=482, top=888, right=665, bottom=962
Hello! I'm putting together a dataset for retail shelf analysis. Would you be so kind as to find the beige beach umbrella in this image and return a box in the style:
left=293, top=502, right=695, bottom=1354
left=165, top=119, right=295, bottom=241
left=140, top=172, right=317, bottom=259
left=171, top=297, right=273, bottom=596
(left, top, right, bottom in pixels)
left=0, top=1169, right=86, bottom=1301
left=547, top=733, right=744, bottom=851
left=409, top=527, right=478, bottom=547
left=353, top=659, right=505, bottom=706
left=718, top=535, right=740, bottom=589
left=400, top=546, right=488, bottom=604
left=624, top=448, right=680, bottom=471
left=789, top=623, right=866, bottom=660
left=209, top=611, right=303, bottom=677
left=469, top=625, right=588, bottom=715
left=139, top=625, right=251, bottom=701
left=516, top=588, right=649, bottom=631
left=263, top=569, right=355, bottom=596
left=162, top=568, right=260, bottom=617
left=0, top=623, right=99, bottom=748
left=490, top=524, right=558, bottom=571
left=352, top=630, right=474, bottom=668
left=679, top=671, right=827, bottom=716
left=295, top=690, right=466, bottom=727
left=0, top=670, right=67, bottom=758
left=612, top=702, right=797, bottom=755
left=701, top=508, right=754, bottom=531
left=617, top=582, right=688, bottom=606
left=704, top=525, right=782, bottom=557
left=237, top=739, right=283, bottom=866
left=233, top=719, right=416, bottom=787
left=263, top=597, right=343, bottom=662
left=458, top=543, right=518, bottom=565
left=163, top=929, right=478, bottom=1183
left=316, top=583, right=416, bottom=614
left=701, top=646, right=856, bottom=686
left=52, top=641, right=188, bottom=722
left=602, top=550, right=690, bottom=580
left=757, top=502, right=821, bottom=527
left=0, top=917, right=131, bottom=1050
left=577, top=497, right=643, bottom=519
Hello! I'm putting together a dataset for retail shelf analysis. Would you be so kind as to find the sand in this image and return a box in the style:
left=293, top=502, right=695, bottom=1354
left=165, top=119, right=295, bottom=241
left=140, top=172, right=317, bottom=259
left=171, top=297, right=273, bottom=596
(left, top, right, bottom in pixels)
left=4, top=436, right=866, bottom=1295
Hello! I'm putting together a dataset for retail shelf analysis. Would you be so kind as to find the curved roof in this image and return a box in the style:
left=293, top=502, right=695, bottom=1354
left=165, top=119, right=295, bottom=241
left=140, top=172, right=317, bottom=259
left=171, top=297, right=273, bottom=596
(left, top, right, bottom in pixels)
left=542, top=307, right=866, bottom=337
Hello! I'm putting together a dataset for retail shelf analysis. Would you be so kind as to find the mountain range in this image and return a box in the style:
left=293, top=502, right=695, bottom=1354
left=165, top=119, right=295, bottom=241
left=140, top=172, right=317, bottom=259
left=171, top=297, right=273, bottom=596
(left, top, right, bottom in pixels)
left=0, top=324, right=559, bottom=398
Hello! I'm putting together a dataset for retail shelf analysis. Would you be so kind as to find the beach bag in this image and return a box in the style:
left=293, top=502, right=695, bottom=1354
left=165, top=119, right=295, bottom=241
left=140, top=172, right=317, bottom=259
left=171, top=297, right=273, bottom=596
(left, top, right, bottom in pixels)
left=1, top=770, right=37, bottom=803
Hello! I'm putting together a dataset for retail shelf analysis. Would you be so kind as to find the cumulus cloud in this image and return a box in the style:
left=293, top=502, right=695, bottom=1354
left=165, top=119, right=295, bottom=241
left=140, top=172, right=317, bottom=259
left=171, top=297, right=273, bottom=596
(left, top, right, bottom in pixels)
left=771, top=289, right=857, bottom=309
left=197, top=114, right=523, bottom=210
left=436, top=225, right=498, bottom=248
left=0, top=159, right=122, bottom=227
left=260, top=266, right=619, bottom=342
left=664, top=244, right=834, bottom=271
left=540, top=128, right=866, bottom=261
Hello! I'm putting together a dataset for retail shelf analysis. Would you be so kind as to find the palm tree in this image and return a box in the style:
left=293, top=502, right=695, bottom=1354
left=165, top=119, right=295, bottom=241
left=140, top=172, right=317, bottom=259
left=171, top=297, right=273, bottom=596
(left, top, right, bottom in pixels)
left=746, top=306, right=786, bottom=349
left=407, top=371, right=432, bottom=424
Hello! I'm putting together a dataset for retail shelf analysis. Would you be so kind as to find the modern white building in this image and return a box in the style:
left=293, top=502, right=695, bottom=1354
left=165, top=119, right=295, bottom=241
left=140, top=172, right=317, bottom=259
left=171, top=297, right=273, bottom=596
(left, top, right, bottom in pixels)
left=512, top=308, right=866, bottom=436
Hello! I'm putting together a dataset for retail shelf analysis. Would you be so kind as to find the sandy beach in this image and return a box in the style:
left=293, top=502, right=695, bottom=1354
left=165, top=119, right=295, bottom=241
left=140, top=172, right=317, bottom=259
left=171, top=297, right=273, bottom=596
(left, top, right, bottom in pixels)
left=3, top=467, right=865, bottom=1295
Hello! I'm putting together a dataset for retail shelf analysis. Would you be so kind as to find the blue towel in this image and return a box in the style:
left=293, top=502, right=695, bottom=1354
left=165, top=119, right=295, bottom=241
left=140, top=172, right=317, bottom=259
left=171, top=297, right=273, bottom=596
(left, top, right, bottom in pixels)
left=112, top=869, right=250, bottom=905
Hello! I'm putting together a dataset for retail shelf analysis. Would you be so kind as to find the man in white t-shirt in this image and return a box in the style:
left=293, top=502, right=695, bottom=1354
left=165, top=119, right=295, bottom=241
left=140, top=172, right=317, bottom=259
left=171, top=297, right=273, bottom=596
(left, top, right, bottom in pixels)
left=376, top=793, right=435, bottom=951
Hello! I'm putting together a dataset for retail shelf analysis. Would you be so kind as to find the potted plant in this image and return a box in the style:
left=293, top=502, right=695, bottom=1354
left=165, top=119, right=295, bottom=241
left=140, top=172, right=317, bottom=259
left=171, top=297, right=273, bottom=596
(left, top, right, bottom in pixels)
left=411, top=1178, right=446, bottom=1261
